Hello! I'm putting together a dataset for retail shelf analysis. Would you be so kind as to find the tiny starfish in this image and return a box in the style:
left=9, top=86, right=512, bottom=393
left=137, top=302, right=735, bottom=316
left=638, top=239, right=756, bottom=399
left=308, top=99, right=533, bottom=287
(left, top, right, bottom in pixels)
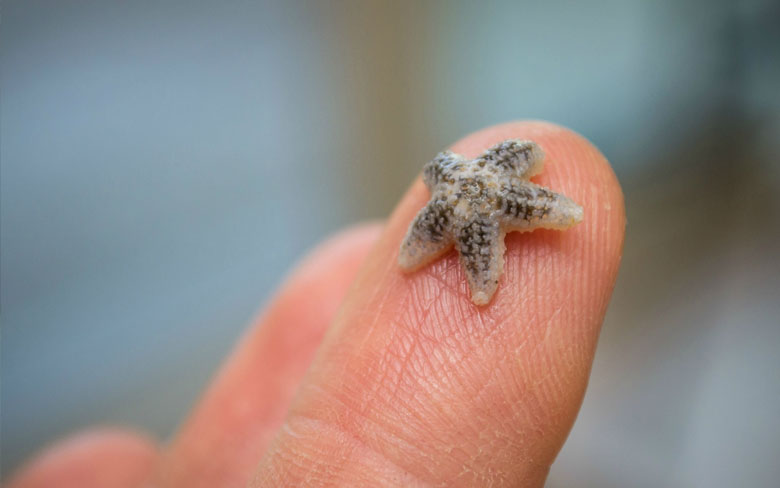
left=399, top=139, right=583, bottom=305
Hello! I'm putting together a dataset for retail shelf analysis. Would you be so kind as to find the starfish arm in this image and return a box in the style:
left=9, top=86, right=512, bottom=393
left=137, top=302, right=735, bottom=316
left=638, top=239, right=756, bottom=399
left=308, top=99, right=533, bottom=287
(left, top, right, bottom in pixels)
left=479, top=140, right=545, bottom=178
left=422, top=150, right=464, bottom=189
left=498, top=181, right=584, bottom=231
left=398, top=201, right=454, bottom=271
left=454, top=217, right=505, bottom=305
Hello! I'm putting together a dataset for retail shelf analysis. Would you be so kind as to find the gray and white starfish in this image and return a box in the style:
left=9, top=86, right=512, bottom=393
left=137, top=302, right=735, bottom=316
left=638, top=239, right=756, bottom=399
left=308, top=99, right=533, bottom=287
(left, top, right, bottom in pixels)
left=399, top=140, right=583, bottom=305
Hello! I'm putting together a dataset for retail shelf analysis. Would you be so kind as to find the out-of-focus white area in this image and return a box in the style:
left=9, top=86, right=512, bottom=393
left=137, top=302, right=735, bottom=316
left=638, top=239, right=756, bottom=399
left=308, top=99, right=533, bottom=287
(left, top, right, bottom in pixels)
left=2, top=0, right=779, bottom=484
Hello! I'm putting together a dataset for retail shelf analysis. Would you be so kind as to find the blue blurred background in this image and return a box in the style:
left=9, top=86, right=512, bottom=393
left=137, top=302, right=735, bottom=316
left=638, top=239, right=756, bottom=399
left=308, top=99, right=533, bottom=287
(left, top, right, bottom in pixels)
left=2, top=0, right=779, bottom=485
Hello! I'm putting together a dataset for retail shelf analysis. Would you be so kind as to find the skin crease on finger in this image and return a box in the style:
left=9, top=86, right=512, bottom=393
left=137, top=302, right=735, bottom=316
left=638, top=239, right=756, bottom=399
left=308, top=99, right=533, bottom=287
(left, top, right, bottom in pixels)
left=252, top=121, right=626, bottom=487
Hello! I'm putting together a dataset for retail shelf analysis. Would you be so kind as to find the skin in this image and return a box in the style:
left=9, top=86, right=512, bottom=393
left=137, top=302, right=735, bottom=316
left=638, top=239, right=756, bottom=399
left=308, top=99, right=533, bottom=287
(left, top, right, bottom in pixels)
left=7, top=121, right=625, bottom=488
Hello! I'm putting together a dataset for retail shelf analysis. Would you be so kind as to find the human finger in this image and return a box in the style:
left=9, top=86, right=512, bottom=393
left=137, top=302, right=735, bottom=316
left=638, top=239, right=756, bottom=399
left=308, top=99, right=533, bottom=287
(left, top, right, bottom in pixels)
left=253, top=121, right=625, bottom=487
left=6, top=428, right=159, bottom=488
left=159, top=223, right=383, bottom=487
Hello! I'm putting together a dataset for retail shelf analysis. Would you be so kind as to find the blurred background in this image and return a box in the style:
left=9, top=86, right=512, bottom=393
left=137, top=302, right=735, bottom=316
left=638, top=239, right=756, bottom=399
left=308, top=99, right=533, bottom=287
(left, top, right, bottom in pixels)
left=2, top=0, right=779, bottom=485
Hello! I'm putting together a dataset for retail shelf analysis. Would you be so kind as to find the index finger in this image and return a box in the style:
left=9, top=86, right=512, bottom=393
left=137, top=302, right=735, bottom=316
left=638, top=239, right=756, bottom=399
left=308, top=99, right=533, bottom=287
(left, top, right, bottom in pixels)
left=253, top=121, right=625, bottom=487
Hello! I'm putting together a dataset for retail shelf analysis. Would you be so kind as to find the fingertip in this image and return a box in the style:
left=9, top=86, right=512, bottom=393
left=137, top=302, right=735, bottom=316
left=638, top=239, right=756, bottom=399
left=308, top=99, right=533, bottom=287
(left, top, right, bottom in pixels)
left=297, top=221, right=385, bottom=271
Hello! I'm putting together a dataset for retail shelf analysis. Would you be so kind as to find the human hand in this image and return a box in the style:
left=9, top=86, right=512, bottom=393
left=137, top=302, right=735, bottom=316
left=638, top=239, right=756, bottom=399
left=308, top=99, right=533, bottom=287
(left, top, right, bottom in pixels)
left=8, top=121, right=625, bottom=487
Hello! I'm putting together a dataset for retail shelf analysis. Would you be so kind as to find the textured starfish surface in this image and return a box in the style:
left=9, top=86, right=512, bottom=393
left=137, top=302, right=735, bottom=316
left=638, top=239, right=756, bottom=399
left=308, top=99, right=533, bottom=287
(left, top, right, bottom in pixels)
left=399, top=139, right=583, bottom=305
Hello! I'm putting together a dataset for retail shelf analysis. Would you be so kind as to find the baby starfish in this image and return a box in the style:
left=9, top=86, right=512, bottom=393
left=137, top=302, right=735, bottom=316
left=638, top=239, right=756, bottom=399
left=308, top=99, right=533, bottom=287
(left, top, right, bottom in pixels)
left=399, top=140, right=583, bottom=305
